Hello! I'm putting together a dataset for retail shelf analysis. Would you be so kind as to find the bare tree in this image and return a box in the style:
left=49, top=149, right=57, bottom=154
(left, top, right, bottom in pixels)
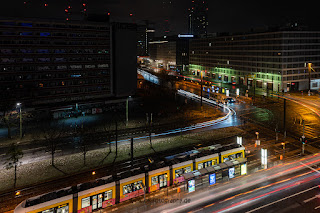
left=4, top=143, right=23, bottom=188
left=38, top=121, right=64, bottom=167
left=76, top=127, right=94, bottom=166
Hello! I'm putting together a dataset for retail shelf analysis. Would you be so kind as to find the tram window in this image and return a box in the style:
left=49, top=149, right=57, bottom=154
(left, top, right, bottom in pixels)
left=123, top=185, right=132, bottom=195
left=56, top=205, right=68, bottom=213
left=151, top=176, right=159, bottom=186
left=175, top=169, right=183, bottom=178
left=133, top=181, right=143, bottom=191
left=104, top=190, right=112, bottom=200
left=198, top=163, right=204, bottom=170
left=175, top=166, right=191, bottom=178
left=205, top=161, right=212, bottom=168
left=184, top=166, right=191, bottom=173
left=228, top=154, right=236, bottom=160
left=41, top=208, right=54, bottom=213
left=81, top=197, right=90, bottom=208
left=236, top=153, right=243, bottom=158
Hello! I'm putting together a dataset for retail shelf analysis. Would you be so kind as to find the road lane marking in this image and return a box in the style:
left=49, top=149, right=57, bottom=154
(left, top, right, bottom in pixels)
left=303, top=195, right=317, bottom=203
left=245, top=186, right=319, bottom=213
left=300, top=162, right=320, bottom=174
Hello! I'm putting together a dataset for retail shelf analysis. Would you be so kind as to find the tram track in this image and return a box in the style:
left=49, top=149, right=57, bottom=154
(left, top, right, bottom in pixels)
left=0, top=85, right=233, bottom=212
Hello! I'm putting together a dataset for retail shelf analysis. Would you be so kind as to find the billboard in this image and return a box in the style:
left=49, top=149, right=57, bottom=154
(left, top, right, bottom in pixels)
left=229, top=167, right=235, bottom=179
left=188, top=179, right=195, bottom=193
left=209, top=173, right=216, bottom=185
left=241, top=163, right=247, bottom=175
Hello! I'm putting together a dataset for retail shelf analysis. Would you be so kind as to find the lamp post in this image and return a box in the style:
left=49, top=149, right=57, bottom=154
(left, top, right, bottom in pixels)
left=200, top=71, right=203, bottom=108
left=308, top=63, right=312, bottom=92
left=16, top=103, right=22, bottom=139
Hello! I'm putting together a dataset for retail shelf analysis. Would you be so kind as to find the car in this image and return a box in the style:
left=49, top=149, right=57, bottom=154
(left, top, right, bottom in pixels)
left=225, top=97, right=236, bottom=103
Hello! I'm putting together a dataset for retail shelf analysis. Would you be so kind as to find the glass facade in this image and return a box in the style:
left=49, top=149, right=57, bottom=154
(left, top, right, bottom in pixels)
left=189, top=31, right=320, bottom=91
left=0, top=19, right=112, bottom=106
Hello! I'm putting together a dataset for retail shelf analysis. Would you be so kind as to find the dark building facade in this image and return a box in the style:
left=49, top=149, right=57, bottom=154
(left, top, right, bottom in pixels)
left=188, top=0, right=209, bottom=36
left=189, top=30, right=320, bottom=92
left=0, top=18, right=137, bottom=108
left=149, top=35, right=191, bottom=71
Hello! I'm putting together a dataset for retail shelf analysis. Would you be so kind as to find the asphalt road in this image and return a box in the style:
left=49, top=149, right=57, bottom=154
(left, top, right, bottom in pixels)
left=144, top=153, right=320, bottom=213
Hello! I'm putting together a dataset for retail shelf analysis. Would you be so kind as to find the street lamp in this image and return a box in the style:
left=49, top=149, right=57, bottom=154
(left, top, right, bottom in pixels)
left=16, top=103, right=22, bottom=139
left=200, top=71, right=203, bottom=108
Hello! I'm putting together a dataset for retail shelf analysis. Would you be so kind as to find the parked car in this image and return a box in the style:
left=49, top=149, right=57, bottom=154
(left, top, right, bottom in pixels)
left=225, top=97, right=236, bottom=103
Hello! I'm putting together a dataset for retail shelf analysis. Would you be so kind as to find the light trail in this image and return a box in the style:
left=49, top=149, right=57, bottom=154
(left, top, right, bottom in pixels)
left=272, top=94, right=320, bottom=118
left=158, top=154, right=320, bottom=213
left=107, top=89, right=234, bottom=145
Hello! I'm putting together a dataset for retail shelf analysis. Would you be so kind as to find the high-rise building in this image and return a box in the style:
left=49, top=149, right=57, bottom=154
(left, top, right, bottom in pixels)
left=0, top=18, right=137, bottom=109
left=188, top=0, right=209, bottom=36
left=137, top=21, right=155, bottom=56
left=149, top=35, right=192, bottom=71
left=189, top=29, right=320, bottom=92
left=162, top=0, right=174, bottom=35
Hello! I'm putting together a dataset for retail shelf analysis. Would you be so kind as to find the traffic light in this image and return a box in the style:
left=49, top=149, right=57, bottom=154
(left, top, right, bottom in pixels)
left=300, top=136, right=307, bottom=144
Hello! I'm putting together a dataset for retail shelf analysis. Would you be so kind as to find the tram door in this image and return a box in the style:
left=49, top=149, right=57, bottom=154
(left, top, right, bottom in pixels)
left=92, top=194, right=103, bottom=210
left=159, top=174, right=167, bottom=188
left=98, top=194, right=103, bottom=208
left=92, top=195, right=97, bottom=210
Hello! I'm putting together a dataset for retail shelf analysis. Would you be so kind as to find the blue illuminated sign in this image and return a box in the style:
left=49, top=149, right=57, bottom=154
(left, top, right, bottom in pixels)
left=209, top=173, right=216, bottom=185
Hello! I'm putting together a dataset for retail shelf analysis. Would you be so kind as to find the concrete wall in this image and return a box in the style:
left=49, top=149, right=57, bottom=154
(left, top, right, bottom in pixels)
left=112, top=23, right=137, bottom=97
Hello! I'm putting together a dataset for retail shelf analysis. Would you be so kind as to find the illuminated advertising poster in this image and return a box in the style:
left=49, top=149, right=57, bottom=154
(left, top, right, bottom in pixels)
left=241, top=163, right=247, bottom=175
left=209, top=173, right=216, bottom=185
left=229, top=167, right=235, bottom=179
left=188, top=179, right=195, bottom=193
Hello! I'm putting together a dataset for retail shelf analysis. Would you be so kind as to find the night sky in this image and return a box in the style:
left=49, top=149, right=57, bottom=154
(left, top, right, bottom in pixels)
left=2, top=0, right=320, bottom=35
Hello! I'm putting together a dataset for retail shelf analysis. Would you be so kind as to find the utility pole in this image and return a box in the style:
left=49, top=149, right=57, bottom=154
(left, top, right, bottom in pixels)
left=126, top=97, right=129, bottom=126
left=308, top=63, right=312, bottom=92
left=115, top=120, right=118, bottom=157
left=16, top=103, right=22, bottom=139
left=302, top=119, right=305, bottom=155
left=19, top=107, right=22, bottom=139
left=253, top=79, right=256, bottom=105
left=200, top=71, right=203, bottom=108
left=131, top=138, right=134, bottom=169
left=283, top=98, right=286, bottom=139
left=275, top=123, right=279, bottom=142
